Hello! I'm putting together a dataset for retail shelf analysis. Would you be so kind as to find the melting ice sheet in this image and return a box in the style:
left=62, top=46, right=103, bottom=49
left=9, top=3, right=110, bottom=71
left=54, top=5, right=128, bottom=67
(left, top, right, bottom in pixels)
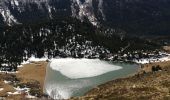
left=44, top=58, right=137, bottom=99
left=50, top=58, right=122, bottom=79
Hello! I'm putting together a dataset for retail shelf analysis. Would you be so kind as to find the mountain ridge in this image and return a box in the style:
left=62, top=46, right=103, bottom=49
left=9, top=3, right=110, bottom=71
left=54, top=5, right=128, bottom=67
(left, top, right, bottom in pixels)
left=1, top=0, right=170, bottom=36
left=0, top=0, right=169, bottom=71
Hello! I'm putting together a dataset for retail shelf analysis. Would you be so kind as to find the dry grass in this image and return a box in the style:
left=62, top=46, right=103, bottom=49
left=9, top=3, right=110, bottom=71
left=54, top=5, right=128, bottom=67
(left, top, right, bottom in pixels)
left=0, top=80, right=15, bottom=97
left=163, top=46, right=170, bottom=53
left=0, top=61, right=48, bottom=100
left=16, top=61, right=48, bottom=91
left=5, top=94, right=26, bottom=100
left=140, top=61, right=170, bottom=73
left=71, top=61, right=170, bottom=100
left=1, top=60, right=170, bottom=100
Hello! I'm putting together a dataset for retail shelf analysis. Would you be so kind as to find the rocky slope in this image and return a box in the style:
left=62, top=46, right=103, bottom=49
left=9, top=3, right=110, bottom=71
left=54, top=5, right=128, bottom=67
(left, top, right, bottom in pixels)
left=0, top=0, right=170, bottom=36
left=0, top=16, right=160, bottom=72
left=0, top=0, right=169, bottom=70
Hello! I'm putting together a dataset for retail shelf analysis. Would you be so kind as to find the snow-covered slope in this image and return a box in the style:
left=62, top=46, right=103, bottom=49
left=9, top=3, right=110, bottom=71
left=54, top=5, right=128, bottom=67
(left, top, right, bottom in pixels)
left=0, top=0, right=70, bottom=25
left=0, top=0, right=103, bottom=26
left=0, top=8, right=19, bottom=26
left=1, top=0, right=170, bottom=32
left=71, top=0, right=104, bottom=26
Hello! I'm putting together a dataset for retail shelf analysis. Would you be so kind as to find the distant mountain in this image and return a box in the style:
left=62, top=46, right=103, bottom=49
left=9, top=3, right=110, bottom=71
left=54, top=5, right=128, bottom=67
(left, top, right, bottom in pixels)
left=0, top=0, right=169, bottom=70
left=0, top=17, right=159, bottom=71
left=0, top=0, right=170, bottom=36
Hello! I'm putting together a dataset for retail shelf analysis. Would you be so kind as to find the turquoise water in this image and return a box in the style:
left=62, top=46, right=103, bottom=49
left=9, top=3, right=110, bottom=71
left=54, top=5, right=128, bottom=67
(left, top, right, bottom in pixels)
left=44, top=59, right=138, bottom=99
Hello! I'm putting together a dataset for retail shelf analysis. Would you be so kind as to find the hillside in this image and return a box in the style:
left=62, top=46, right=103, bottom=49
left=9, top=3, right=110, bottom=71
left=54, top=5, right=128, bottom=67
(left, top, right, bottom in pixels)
left=71, top=61, right=170, bottom=100
left=0, top=17, right=160, bottom=71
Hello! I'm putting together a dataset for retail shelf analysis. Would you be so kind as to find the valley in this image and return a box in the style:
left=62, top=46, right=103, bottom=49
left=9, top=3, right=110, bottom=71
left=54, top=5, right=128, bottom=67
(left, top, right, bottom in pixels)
left=0, top=0, right=170, bottom=99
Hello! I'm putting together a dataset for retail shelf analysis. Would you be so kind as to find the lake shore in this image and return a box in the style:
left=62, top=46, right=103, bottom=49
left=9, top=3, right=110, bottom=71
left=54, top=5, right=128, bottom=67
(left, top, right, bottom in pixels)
left=0, top=61, right=48, bottom=100
left=16, top=61, right=47, bottom=91
left=71, top=61, right=170, bottom=100
left=0, top=59, right=170, bottom=100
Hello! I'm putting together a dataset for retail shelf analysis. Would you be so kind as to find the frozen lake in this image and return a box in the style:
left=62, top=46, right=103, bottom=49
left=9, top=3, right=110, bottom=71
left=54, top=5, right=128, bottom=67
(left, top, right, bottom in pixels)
left=44, top=58, right=138, bottom=99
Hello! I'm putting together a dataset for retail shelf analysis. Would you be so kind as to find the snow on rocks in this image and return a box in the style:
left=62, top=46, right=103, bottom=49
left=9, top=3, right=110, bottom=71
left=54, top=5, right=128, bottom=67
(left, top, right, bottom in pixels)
left=3, top=78, right=36, bottom=98
left=0, top=71, right=18, bottom=74
left=25, top=94, right=36, bottom=99
left=7, top=86, right=36, bottom=98
left=72, top=0, right=100, bottom=26
left=4, top=80, right=11, bottom=84
left=0, top=8, right=19, bottom=26
left=0, top=88, right=4, bottom=91
left=134, top=53, right=170, bottom=64
left=7, top=91, right=20, bottom=95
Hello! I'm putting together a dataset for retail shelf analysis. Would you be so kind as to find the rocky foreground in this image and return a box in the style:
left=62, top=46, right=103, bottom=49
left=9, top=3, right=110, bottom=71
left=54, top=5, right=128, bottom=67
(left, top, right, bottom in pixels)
left=71, top=61, right=170, bottom=100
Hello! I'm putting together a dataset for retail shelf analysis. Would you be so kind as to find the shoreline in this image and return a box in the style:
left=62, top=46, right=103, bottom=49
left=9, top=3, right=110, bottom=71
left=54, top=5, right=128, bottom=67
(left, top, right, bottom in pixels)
left=0, top=61, right=48, bottom=99
left=71, top=61, right=170, bottom=99
left=16, top=61, right=48, bottom=92
left=0, top=59, right=170, bottom=99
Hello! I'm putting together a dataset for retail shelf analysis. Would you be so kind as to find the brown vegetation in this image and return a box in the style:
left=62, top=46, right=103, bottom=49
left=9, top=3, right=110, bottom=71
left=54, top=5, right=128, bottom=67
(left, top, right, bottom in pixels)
left=163, top=46, right=170, bottom=53
left=1, top=60, right=170, bottom=100
left=16, top=61, right=47, bottom=91
left=71, top=61, right=170, bottom=100
left=0, top=61, right=48, bottom=100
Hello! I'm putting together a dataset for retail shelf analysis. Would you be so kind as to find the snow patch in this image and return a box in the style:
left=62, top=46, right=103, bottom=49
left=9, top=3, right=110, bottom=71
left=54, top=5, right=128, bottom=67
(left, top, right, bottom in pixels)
left=7, top=91, right=20, bottom=95
left=0, top=88, right=4, bottom=91
left=4, top=80, right=11, bottom=84
left=7, top=86, right=36, bottom=98
left=26, top=94, right=36, bottom=99
left=134, top=54, right=170, bottom=64
left=0, top=71, right=18, bottom=74
left=18, top=55, right=48, bottom=67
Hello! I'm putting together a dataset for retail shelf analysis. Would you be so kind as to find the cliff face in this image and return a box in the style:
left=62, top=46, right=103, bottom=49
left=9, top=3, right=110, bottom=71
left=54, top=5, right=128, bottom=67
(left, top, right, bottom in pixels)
left=0, top=0, right=71, bottom=26
left=0, top=0, right=98, bottom=26
left=1, top=0, right=170, bottom=33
